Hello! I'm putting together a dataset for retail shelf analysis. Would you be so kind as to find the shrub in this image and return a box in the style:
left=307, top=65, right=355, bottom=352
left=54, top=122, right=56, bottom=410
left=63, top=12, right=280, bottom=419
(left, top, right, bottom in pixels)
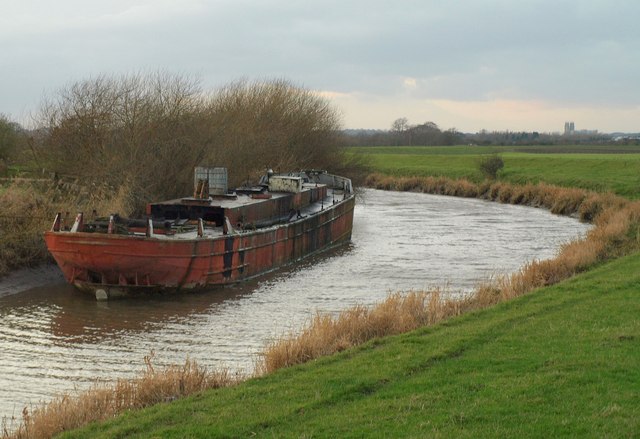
left=0, top=179, right=133, bottom=276
left=32, top=74, right=364, bottom=215
left=478, top=154, right=504, bottom=180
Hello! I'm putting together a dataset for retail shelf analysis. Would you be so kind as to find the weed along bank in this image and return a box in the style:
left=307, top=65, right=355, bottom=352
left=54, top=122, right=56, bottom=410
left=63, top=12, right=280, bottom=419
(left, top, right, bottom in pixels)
left=44, top=168, right=355, bottom=300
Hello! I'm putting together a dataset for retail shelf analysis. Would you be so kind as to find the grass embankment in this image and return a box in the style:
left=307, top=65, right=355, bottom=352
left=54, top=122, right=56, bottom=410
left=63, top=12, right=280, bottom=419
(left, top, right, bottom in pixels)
left=2, top=357, right=237, bottom=439
left=349, top=145, right=640, bottom=198
left=61, top=252, right=640, bottom=437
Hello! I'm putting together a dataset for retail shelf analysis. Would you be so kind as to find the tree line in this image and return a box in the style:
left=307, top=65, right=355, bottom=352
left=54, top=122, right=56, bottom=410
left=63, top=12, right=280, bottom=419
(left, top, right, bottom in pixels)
left=341, top=117, right=620, bottom=147
left=1, top=74, right=366, bottom=214
left=343, top=118, right=464, bottom=146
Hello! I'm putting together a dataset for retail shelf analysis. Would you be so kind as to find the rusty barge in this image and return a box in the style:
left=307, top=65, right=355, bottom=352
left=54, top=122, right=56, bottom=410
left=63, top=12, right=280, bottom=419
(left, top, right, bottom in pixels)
left=44, top=168, right=355, bottom=300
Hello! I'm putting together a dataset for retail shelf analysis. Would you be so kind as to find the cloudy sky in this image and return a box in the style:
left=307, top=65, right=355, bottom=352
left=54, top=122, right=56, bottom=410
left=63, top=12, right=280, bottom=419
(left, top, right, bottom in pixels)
left=2, top=0, right=639, bottom=133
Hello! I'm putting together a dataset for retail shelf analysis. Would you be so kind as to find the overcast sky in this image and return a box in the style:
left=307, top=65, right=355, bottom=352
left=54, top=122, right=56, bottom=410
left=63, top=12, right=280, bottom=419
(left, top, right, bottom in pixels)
left=2, top=0, right=639, bottom=133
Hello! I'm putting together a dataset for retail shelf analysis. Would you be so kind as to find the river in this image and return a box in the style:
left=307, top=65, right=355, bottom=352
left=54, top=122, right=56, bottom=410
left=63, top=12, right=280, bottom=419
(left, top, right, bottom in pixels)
left=0, top=189, right=591, bottom=418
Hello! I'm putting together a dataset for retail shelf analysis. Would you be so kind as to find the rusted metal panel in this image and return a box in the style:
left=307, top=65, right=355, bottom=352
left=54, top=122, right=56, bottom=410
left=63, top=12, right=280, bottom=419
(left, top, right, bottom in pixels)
left=44, top=170, right=354, bottom=299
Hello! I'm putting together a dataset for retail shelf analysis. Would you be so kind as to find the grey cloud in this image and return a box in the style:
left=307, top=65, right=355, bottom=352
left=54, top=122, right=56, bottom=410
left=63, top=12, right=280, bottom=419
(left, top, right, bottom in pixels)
left=1, top=0, right=639, bottom=124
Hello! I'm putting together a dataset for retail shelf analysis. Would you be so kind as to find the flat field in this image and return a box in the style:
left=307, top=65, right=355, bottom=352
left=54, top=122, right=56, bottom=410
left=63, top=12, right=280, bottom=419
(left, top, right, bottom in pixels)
left=349, top=145, right=640, bottom=198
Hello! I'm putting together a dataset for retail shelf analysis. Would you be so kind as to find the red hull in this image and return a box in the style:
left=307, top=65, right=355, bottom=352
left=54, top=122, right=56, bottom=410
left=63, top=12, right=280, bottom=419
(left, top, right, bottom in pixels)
left=45, top=196, right=354, bottom=299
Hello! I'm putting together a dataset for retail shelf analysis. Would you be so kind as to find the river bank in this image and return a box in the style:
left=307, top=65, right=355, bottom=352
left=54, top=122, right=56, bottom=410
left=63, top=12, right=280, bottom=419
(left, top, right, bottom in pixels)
left=0, top=266, right=63, bottom=298
left=259, top=175, right=639, bottom=372
left=61, top=250, right=640, bottom=438
left=0, top=188, right=590, bottom=431
left=7, top=172, right=640, bottom=437
left=4, top=143, right=640, bottom=437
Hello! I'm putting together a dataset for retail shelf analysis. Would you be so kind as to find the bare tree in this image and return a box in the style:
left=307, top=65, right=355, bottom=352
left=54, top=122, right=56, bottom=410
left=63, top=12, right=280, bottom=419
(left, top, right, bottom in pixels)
left=33, top=75, right=355, bottom=214
left=35, top=72, right=209, bottom=211
left=202, top=79, right=343, bottom=186
left=391, top=117, right=409, bottom=133
left=0, top=115, right=18, bottom=163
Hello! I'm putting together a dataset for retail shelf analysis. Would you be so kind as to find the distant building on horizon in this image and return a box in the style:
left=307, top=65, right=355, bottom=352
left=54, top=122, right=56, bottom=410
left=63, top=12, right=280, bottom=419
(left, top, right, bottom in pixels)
left=563, top=121, right=599, bottom=136
left=564, top=121, right=575, bottom=135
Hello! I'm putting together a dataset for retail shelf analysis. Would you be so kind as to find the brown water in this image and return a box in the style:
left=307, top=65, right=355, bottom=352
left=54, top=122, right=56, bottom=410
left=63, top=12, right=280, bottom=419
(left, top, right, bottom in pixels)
left=0, top=189, right=591, bottom=418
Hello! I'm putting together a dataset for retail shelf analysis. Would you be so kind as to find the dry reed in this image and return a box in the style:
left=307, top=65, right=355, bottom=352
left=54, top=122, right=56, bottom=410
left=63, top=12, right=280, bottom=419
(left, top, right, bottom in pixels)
left=259, top=174, right=640, bottom=375
left=365, top=173, right=630, bottom=219
left=257, top=290, right=466, bottom=374
left=0, top=178, right=133, bottom=276
left=2, top=353, right=238, bottom=439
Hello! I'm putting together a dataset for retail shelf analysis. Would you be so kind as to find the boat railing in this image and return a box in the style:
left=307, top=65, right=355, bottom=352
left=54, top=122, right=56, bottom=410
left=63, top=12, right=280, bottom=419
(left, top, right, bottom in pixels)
left=48, top=175, right=352, bottom=238
left=307, top=172, right=353, bottom=195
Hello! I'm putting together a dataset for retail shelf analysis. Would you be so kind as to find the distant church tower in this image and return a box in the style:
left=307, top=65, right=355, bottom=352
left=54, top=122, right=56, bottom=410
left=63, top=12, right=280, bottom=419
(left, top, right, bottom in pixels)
left=564, top=122, right=575, bottom=135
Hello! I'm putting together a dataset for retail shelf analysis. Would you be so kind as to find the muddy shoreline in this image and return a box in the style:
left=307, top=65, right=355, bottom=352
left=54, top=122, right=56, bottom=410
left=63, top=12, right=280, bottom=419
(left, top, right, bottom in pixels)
left=0, top=264, right=64, bottom=298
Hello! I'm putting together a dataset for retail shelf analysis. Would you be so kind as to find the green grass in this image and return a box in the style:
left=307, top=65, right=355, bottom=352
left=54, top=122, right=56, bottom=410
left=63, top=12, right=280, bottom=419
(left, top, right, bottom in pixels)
left=500, top=153, right=640, bottom=196
left=63, top=252, right=640, bottom=438
left=350, top=145, right=640, bottom=198
left=52, top=144, right=640, bottom=437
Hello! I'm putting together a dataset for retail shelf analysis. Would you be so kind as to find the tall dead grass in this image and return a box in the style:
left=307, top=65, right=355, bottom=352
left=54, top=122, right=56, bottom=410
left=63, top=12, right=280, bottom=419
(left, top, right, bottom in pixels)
left=0, top=178, right=132, bottom=276
left=365, top=173, right=629, bottom=220
left=365, top=174, right=480, bottom=198
left=259, top=175, right=640, bottom=373
left=2, top=354, right=238, bottom=439
left=257, top=290, right=466, bottom=374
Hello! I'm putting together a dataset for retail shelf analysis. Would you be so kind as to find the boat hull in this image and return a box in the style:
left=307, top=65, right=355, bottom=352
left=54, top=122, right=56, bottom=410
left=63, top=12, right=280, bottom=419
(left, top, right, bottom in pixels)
left=44, top=196, right=355, bottom=299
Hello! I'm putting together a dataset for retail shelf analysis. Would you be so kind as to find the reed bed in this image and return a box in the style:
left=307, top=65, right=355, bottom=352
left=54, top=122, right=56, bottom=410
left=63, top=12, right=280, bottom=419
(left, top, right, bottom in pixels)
left=0, top=178, right=132, bottom=276
left=364, top=173, right=629, bottom=221
left=259, top=174, right=640, bottom=372
left=257, top=290, right=467, bottom=374
left=2, top=354, right=238, bottom=439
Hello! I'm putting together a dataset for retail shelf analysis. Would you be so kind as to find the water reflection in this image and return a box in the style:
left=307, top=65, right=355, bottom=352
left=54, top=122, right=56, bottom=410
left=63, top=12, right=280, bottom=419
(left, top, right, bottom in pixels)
left=47, top=285, right=252, bottom=344
left=0, top=189, right=591, bottom=417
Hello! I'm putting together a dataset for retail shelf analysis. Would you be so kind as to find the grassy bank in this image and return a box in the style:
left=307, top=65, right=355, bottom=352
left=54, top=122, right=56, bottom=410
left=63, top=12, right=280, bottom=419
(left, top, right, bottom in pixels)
left=5, top=146, right=640, bottom=437
left=260, top=175, right=639, bottom=372
left=349, top=145, right=640, bottom=198
left=61, top=252, right=640, bottom=437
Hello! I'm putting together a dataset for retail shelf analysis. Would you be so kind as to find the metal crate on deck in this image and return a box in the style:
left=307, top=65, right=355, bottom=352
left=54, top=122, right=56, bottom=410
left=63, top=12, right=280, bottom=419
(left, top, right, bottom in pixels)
left=194, top=167, right=228, bottom=196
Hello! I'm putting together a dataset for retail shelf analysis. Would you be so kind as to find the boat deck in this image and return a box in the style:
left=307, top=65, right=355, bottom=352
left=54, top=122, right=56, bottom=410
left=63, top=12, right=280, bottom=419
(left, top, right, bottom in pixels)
left=157, top=183, right=329, bottom=209
left=145, top=187, right=348, bottom=240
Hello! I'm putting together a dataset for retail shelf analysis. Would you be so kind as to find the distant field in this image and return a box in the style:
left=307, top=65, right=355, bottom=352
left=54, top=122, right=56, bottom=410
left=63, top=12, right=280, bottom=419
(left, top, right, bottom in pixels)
left=349, top=145, right=640, bottom=198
